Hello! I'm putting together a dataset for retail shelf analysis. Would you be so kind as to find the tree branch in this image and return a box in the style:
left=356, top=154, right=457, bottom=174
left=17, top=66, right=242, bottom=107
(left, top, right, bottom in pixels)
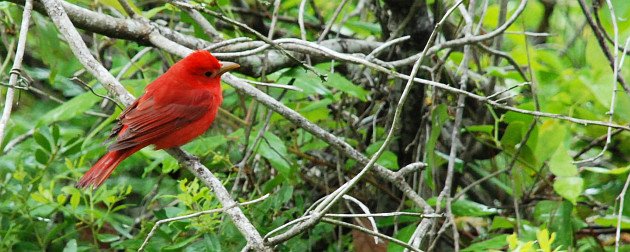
left=0, top=0, right=33, bottom=145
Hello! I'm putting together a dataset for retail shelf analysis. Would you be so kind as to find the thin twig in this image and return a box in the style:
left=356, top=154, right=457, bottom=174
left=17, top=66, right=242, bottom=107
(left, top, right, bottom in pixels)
left=139, top=194, right=270, bottom=251
left=241, top=79, right=303, bottom=91
left=116, top=0, right=137, bottom=17
left=267, top=0, right=281, bottom=38
left=179, top=0, right=223, bottom=41
left=204, top=37, right=252, bottom=51
left=576, top=0, right=630, bottom=93
left=576, top=1, right=624, bottom=164
left=316, top=0, right=350, bottom=43
left=617, top=167, right=630, bottom=252
left=0, top=0, right=33, bottom=145
left=116, top=47, right=152, bottom=80
left=170, top=0, right=327, bottom=81
left=436, top=2, right=473, bottom=250
left=321, top=217, right=423, bottom=252
left=387, top=0, right=528, bottom=67
left=71, top=77, right=123, bottom=110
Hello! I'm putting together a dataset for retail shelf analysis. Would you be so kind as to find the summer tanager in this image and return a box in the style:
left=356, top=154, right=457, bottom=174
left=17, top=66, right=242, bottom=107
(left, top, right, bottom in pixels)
left=76, top=50, right=239, bottom=189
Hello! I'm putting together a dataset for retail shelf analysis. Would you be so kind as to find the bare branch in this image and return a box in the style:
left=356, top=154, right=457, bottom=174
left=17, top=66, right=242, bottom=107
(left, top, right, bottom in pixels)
left=0, top=0, right=33, bottom=145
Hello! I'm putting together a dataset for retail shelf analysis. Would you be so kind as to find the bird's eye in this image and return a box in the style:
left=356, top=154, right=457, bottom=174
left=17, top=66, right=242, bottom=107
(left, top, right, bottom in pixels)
left=204, top=71, right=213, bottom=77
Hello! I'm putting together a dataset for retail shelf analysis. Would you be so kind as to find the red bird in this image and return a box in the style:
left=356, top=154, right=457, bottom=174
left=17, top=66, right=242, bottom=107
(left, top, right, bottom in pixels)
left=77, top=50, right=239, bottom=189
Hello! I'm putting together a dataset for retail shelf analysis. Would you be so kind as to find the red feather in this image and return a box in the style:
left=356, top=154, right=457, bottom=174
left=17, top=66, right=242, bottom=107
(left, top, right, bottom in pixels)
left=77, top=50, right=238, bottom=189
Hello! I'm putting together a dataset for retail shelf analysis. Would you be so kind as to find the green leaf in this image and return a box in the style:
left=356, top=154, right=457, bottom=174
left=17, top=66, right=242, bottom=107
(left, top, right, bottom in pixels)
left=62, top=239, right=77, bottom=252
left=98, top=0, right=142, bottom=16
left=426, top=104, right=449, bottom=189
left=548, top=144, right=578, bottom=177
left=96, top=233, right=120, bottom=243
left=500, top=121, right=524, bottom=149
left=256, top=132, right=293, bottom=178
left=144, top=6, right=168, bottom=19
left=274, top=184, right=293, bottom=207
left=535, top=120, right=566, bottom=163
left=427, top=198, right=498, bottom=217
left=33, top=131, right=51, bottom=153
left=70, top=190, right=80, bottom=209
left=51, top=124, right=60, bottom=144
left=366, top=141, right=399, bottom=170
left=592, top=215, right=630, bottom=229
left=463, top=124, right=494, bottom=134
left=31, top=192, right=49, bottom=204
left=345, top=20, right=382, bottom=34
left=298, top=98, right=331, bottom=122
left=387, top=224, right=417, bottom=252
left=583, top=166, right=630, bottom=175
left=279, top=67, right=331, bottom=97
left=553, top=176, right=583, bottom=205
left=462, top=234, right=509, bottom=251
left=38, top=91, right=100, bottom=125
left=35, top=148, right=49, bottom=164
left=490, top=216, right=514, bottom=230
left=164, top=235, right=200, bottom=250
left=321, top=70, right=369, bottom=101
left=56, top=194, right=67, bottom=205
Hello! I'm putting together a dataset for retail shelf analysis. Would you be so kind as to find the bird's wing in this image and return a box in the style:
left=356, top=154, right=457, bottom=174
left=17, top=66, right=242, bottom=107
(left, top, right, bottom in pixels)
left=107, top=91, right=214, bottom=151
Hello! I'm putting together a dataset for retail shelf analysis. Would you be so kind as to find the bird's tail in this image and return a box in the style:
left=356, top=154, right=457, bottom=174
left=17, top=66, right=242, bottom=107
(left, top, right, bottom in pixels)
left=76, top=148, right=136, bottom=189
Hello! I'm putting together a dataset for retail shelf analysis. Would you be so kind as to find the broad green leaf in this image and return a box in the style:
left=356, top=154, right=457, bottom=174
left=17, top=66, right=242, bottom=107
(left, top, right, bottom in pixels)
left=70, top=190, right=80, bottom=209
left=592, top=215, right=630, bottom=229
left=98, top=0, right=142, bottom=16
left=548, top=144, right=578, bottom=177
left=535, top=120, right=566, bottom=163
left=62, top=239, right=77, bottom=252
left=35, top=148, right=49, bottom=164
left=31, top=192, right=49, bottom=204
left=427, top=198, right=498, bottom=217
left=500, top=121, right=524, bottom=149
left=279, top=67, right=331, bottom=97
left=583, top=166, right=630, bottom=175
left=463, top=124, right=494, bottom=134
left=33, top=130, right=51, bottom=153
left=38, top=91, right=100, bottom=125
left=164, top=235, right=200, bottom=250
left=311, top=63, right=369, bottom=101
left=144, top=6, right=168, bottom=19
left=345, top=20, right=381, bottom=34
left=435, top=151, right=464, bottom=173
left=256, top=131, right=293, bottom=178
left=96, top=233, right=120, bottom=243
left=387, top=224, right=416, bottom=252
left=274, top=184, right=293, bottom=208
left=462, top=234, right=509, bottom=252
left=298, top=98, right=331, bottom=122
left=56, top=194, right=66, bottom=205
left=553, top=176, right=583, bottom=205
left=322, top=71, right=369, bottom=101
left=490, top=216, right=514, bottom=230
left=366, top=141, right=399, bottom=170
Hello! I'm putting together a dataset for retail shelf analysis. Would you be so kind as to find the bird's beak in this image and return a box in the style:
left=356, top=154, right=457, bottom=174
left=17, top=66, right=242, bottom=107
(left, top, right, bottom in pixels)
left=218, top=61, right=240, bottom=76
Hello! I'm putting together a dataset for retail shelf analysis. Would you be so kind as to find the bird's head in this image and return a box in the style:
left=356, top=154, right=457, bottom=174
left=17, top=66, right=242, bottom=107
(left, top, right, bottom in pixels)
left=176, top=50, right=240, bottom=86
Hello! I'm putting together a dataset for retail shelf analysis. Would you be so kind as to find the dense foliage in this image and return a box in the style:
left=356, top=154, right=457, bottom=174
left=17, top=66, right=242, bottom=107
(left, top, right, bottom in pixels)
left=2, top=0, right=630, bottom=251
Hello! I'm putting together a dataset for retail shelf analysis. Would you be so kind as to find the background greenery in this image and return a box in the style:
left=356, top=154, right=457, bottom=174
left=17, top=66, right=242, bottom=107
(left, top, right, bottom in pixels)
left=1, top=0, right=630, bottom=251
